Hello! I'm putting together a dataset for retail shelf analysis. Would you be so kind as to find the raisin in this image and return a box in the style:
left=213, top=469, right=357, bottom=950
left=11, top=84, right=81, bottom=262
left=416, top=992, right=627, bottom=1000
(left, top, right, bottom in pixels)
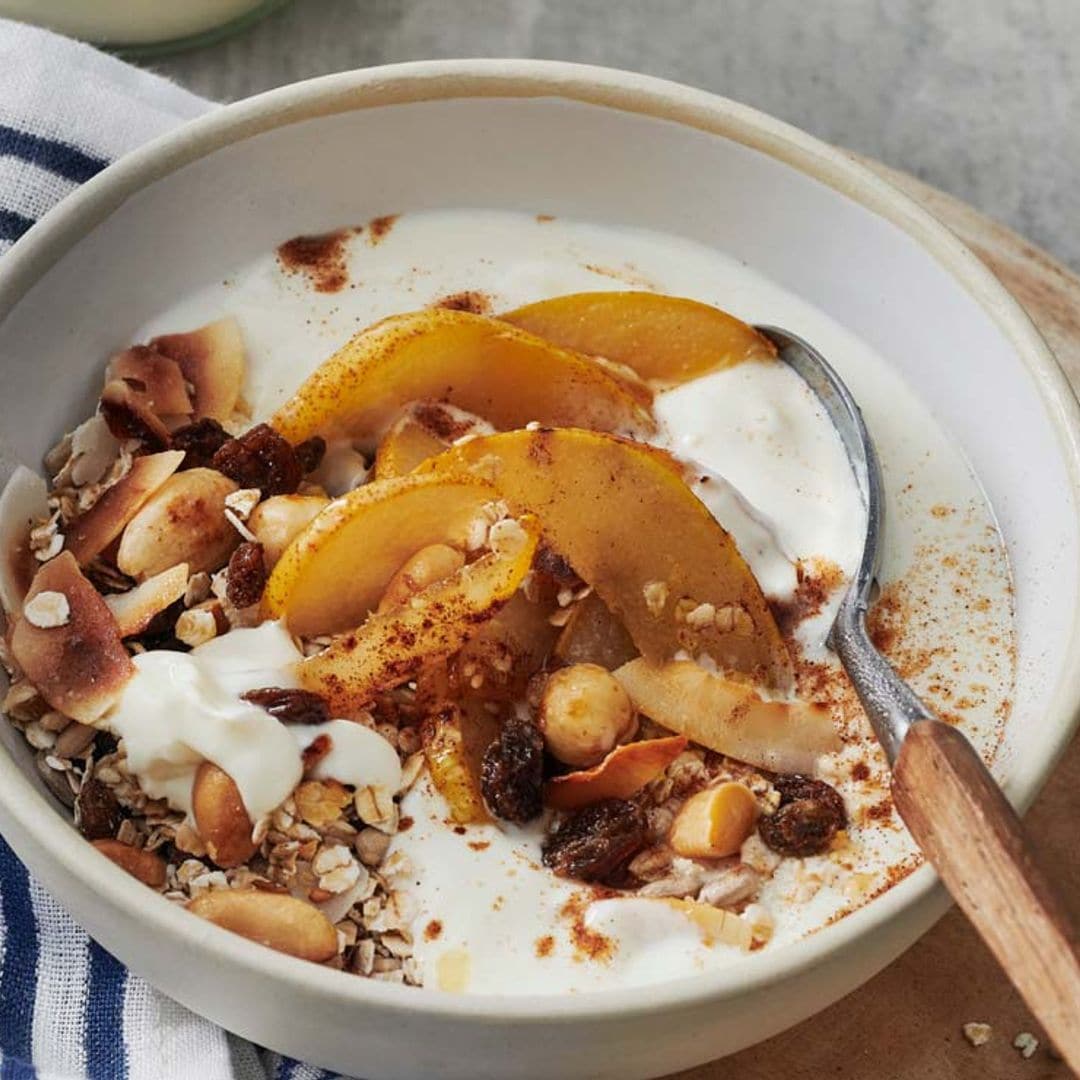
left=99, top=384, right=170, bottom=451
left=76, top=778, right=124, bottom=840
left=241, top=687, right=331, bottom=725
left=541, top=799, right=648, bottom=884
left=226, top=542, right=267, bottom=609
left=758, top=774, right=846, bottom=857
left=302, top=733, right=333, bottom=771
left=294, top=435, right=327, bottom=474
left=172, top=417, right=232, bottom=470
left=212, top=423, right=302, bottom=495
left=480, top=717, right=544, bottom=823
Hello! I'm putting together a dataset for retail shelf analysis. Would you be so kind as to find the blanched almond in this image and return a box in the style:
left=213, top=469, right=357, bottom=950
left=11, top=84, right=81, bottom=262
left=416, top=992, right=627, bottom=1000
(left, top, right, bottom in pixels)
left=107, top=345, right=192, bottom=416
left=151, top=318, right=246, bottom=422
left=92, top=838, right=167, bottom=888
left=104, top=563, right=189, bottom=637
left=10, top=553, right=133, bottom=723
left=191, top=762, right=257, bottom=869
left=247, top=494, right=329, bottom=568
left=117, top=468, right=239, bottom=580
left=669, top=782, right=758, bottom=858
left=544, top=735, right=687, bottom=811
left=64, top=450, right=184, bottom=566
left=187, top=888, right=338, bottom=961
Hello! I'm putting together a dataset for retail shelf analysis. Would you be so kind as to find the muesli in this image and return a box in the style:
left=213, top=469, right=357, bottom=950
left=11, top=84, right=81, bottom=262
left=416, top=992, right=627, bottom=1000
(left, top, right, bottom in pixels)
left=0, top=216, right=1015, bottom=993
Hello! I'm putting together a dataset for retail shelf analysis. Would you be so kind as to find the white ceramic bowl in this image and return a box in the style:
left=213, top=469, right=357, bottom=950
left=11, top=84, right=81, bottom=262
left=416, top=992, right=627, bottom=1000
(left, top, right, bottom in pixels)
left=0, top=61, right=1078, bottom=1080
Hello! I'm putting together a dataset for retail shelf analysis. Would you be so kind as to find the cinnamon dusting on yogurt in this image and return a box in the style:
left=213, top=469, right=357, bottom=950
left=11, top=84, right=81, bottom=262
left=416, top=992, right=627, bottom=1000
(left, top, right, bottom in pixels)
left=276, top=229, right=355, bottom=294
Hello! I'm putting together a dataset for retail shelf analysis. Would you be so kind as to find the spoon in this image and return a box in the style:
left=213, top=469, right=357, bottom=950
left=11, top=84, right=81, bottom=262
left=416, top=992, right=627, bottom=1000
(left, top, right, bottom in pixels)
left=757, top=325, right=1080, bottom=1070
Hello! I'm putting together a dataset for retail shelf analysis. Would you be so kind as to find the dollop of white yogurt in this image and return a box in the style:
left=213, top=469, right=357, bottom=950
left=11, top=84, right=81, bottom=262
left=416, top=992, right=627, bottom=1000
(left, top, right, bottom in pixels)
left=653, top=360, right=865, bottom=600
left=104, top=622, right=397, bottom=820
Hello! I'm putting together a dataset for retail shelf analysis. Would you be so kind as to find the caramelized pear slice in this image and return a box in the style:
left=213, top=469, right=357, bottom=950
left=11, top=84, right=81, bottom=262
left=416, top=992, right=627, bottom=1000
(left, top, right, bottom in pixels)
left=10, top=552, right=134, bottom=723
left=269, top=308, right=655, bottom=448
left=554, top=591, right=638, bottom=669
left=298, top=514, right=539, bottom=712
left=614, top=658, right=839, bottom=774
left=502, top=291, right=776, bottom=385
left=421, top=702, right=499, bottom=824
left=425, top=429, right=791, bottom=688
left=374, top=410, right=452, bottom=480
left=545, top=735, right=687, bottom=810
left=151, top=317, right=245, bottom=422
left=263, top=473, right=502, bottom=637
left=64, top=450, right=185, bottom=566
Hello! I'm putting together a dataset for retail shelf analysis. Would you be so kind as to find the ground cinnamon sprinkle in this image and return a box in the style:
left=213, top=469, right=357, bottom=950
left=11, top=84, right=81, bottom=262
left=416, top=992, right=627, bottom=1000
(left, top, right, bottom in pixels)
left=276, top=228, right=355, bottom=293
left=367, top=213, right=400, bottom=245
left=424, top=919, right=443, bottom=942
left=560, top=892, right=617, bottom=963
left=534, top=935, right=555, bottom=958
left=431, top=290, right=492, bottom=315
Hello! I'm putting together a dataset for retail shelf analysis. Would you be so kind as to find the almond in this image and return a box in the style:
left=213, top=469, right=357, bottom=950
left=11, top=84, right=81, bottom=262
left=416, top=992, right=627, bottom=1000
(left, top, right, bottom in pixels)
left=247, top=494, right=329, bottom=568
left=117, top=468, right=239, bottom=580
left=92, top=838, right=166, bottom=888
left=669, top=781, right=759, bottom=859
left=191, top=762, right=257, bottom=869
left=187, top=888, right=338, bottom=962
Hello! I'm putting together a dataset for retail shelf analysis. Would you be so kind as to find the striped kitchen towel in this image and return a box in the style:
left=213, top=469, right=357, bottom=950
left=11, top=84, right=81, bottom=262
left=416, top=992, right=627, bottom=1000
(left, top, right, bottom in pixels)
left=0, top=17, right=342, bottom=1080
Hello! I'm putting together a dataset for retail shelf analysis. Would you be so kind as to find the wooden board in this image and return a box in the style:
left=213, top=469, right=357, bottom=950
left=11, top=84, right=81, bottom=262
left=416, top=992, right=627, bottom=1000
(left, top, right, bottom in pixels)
left=675, top=164, right=1080, bottom=1080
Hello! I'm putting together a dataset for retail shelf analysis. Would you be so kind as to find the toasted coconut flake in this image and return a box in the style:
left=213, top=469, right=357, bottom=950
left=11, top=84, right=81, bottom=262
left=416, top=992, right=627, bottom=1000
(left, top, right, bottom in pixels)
left=104, top=563, right=189, bottom=637
left=10, top=552, right=134, bottom=723
left=107, top=345, right=192, bottom=416
left=66, top=415, right=122, bottom=488
left=151, top=318, right=246, bottom=422
left=0, top=465, right=49, bottom=617
left=64, top=450, right=184, bottom=566
left=545, top=735, right=688, bottom=811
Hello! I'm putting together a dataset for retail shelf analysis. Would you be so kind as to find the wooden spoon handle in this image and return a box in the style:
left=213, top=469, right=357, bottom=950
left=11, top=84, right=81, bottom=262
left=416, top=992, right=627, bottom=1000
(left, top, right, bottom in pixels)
left=892, top=719, right=1080, bottom=1069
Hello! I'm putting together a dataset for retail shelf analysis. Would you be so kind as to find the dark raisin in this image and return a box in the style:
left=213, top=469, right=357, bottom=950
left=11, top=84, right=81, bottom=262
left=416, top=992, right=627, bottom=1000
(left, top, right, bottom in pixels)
left=99, top=382, right=170, bottom=451
left=226, top=542, right=267, bottom=609
left=212, top=423, right=302, bottom=495
left=172, top=417, right=232, bottom=470
left=294, top=435, right=326, bottom=474
left=76, top=778, right=124, bottom=840
left=241, top=687, right=331, bottom=725
left=480, top=717, right=544, bottom=823
left=541, top=798, right=648, bottom=883
left=302, top=733, right=333, bottom=771
left=758, top=774, right=847, bottom=857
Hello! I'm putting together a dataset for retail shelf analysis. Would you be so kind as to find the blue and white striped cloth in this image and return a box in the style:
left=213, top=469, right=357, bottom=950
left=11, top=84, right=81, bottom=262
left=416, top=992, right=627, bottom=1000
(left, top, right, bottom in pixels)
left=0, top=18, right=345, bottom=1080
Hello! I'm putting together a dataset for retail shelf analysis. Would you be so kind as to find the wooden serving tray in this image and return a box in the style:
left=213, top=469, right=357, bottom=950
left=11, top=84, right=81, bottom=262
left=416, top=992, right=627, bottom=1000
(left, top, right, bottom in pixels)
left=679, top=164, right=1080, bottom=1080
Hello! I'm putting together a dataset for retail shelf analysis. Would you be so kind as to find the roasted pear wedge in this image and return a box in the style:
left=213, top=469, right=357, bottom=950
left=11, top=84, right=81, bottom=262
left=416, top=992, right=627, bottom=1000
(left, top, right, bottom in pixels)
left=263, top=473, right=504, bottom=637
left=614, top=658, right=839, bottom=774
left=423, top=428, right=792, bottom=689
left=501, top=291, right=776, bottom=385
left=298, top=513, right=539, bottom=712
left=270, top=309, right=655, bottom=448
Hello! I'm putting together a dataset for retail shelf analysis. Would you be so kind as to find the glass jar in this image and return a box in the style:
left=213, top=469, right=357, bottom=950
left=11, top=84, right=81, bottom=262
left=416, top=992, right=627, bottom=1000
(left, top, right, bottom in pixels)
left=0, top=0, right=291, bottom=56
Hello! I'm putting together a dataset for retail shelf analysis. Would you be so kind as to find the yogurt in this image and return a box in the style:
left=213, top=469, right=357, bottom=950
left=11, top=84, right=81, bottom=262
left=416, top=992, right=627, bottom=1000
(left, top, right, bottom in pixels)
left=107, top=209, right=1016, bottom=993
left=103, top=622, right=399, bottom=819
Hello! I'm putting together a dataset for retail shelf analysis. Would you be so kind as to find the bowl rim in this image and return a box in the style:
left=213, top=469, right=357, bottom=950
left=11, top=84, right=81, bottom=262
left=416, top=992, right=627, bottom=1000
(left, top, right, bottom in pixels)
left=1, top=57, right=1079, bottom=1026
